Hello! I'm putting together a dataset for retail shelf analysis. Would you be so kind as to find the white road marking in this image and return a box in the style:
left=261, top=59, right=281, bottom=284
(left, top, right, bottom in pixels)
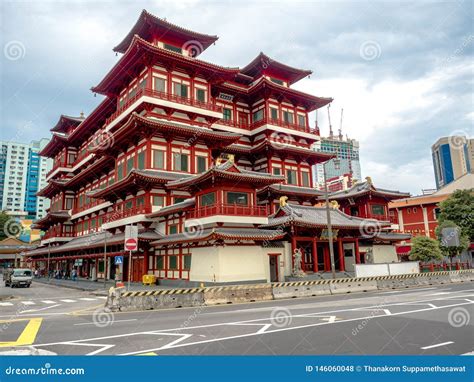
left=20, top=301, right=35, bottom=305
left=60, top=299, right=77, bottom=303
left=21, top=304, right=61, bottom=313
left=461, top=351, right=474, bottom=355
left=73, top=319, right=137, bottom=326
left=379, top=287, right=439, bottom=295
left=31, top=293, right=474, bottom=354
left=421, top=341, right=454, bottom=350
left=0, top=302, right=13, bottom=306
left=427, top=292, right=452, bottom=296
left=41, top=300, right=57, bottom=304
left=95, top=296, right=107, bottom=300
left=79, top=298, right=97, bottom=301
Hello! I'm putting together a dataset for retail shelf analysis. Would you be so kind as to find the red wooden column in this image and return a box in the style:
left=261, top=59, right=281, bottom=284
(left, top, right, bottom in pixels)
left=312, top=238, right=318, bottom=272
left=323, top=245, right=330, bottom=272
left=338, top=238, right=345, bottom=271
left=355, top=238, right=360, bottom=264
left=143, top=247, right=149, bottom=276
left=291, top=235, right=297, bottom=269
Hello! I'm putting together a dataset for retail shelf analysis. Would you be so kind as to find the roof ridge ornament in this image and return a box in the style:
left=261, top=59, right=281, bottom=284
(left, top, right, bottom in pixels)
left=279, top=195, right=288, bottom=207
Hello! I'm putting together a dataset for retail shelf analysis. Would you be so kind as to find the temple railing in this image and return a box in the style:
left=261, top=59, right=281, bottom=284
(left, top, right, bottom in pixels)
left=187, top=203, right=268, bottom=219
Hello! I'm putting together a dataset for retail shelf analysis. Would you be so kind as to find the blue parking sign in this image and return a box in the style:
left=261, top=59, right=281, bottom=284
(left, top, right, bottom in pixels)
left=114, top=256, right=123, bottom=265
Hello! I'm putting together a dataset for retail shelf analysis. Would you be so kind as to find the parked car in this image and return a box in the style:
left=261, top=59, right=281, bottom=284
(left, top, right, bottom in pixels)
left=3, top=268, right=33, bottom=288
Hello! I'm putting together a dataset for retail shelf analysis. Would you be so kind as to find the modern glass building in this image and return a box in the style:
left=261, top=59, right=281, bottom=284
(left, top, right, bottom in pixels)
left=431, top=136, right=473, bottom=189
left=0, top=139, right=52, bottom=219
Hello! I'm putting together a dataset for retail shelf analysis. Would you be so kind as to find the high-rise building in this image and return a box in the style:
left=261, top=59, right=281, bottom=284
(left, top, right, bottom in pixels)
left=313, top=135, right=361, bottom=190
left=431, top=136, right=473, bottom=189
left=0, top=139, right=52, bottom=219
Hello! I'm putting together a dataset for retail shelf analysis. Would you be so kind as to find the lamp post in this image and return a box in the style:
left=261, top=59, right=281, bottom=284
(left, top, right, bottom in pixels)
left=323, top=156, right=340, bottom=279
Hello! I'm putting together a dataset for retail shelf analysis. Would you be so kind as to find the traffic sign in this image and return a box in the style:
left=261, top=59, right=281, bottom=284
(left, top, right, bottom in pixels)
left=114, top=256, right=123, bottom=265
left=125, top=238, right=138, bottom=251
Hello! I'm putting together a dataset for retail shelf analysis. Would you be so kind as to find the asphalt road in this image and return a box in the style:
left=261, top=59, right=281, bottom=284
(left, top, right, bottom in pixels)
left=0, top=278, right=473, bottom=355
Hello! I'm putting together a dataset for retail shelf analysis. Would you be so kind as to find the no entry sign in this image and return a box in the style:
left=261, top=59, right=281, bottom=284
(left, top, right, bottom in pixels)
left=125, top=238, right=137, bottom=251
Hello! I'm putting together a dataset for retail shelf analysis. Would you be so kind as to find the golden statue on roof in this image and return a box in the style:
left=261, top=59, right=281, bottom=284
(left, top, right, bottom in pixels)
left=279, top=195, right=288, bottom=207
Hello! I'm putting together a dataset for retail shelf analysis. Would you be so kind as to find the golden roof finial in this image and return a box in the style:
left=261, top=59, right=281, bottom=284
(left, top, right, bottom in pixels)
left=80, top=111, right=85, bottom=118
left=227, top=154, right=235, bottom=163
left=329, top=200, right=340, bottom=210
left=365, top=176, right=373, bottom=185
left=279, top=195, right=288, bottom=207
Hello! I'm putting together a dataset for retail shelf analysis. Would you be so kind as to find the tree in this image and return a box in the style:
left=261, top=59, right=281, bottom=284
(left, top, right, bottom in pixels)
left=409, top=236, right=443, bottom=263
left=436, top=220, right=470, bottom=263
left=0, top=211, right=11, bottom=240
left=438, top=189, right=474, bottom=241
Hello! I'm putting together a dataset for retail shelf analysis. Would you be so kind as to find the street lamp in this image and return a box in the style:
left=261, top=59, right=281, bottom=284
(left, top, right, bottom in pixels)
left=323, top=156, right=340, bottom=279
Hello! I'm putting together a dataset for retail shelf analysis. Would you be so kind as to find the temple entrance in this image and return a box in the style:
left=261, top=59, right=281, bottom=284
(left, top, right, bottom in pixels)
left=298, top=241, right=314, bottom=272
left=268, top=254, right=279, bottom=282
left=132, top=257, right=144, bottom=282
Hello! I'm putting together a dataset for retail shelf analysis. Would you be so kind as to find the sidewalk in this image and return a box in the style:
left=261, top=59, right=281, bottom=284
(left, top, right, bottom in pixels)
left=32, top=277, right=175, bottom=293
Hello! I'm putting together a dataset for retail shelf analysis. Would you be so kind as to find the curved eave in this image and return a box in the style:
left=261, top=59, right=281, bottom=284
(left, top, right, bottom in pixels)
left=241, top=52, right=312, bottom=85
left=90, top=170, right=172, bottom=199
left=93, top=35, right=239, bottom=96
left=39, top=133, right=70, bottom=158
left=65, top=156, right=115, bottom=189
left=325, top=189, right=411, bottom=202
left=257, top=185, right=324, bottom=199
left=113, top=9, right=219, bottom=54
left=167, top=168, right=284, bottom=191
left=146, top=198, right=196, bottom=218
left=110, top=113, right=242, bottom=149
left=150, top=231, right=286, bottom=247
left=50, top=115, right=84, bottom=133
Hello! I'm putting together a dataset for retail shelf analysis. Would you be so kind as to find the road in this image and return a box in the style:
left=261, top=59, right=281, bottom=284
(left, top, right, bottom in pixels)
left=0, top=277, right=473, bottom=355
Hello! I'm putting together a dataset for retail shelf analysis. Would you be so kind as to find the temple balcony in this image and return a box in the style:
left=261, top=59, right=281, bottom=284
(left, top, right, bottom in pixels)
left=101, top=203, right=152, bottom=230
left=185, top=203, right=269, bottom=227
left=104, top=88, right=223, bottom=131
left=41, top=224, right=74, bottom=245
left=46, top=160, right=72, bottom=181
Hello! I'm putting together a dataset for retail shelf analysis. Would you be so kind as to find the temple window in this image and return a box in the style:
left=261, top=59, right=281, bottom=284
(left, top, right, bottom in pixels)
left=173, top=82, right=189, bottom=98
left=286, top=169, right=297, bottom=185
left=301, top=171, right=310, bottom=187
left=152, top=149, right=165, bottom=169
left=272, top=167, right=281, bottom=176
left=252, top=109, right=264, bottom=122
left=298, top=115, right=305, bottom=127
left=117, top=162, right=124, bottom=181
left=283, top=111, right=294, bottom=124
left=226, top=191, right=249, bottom=205
left=270, top=107, right=278, bottom=120
left=152, top=195, right=164, bottom=207
left=156, top=256, right=164, bottom=270
left=126, top=156, right=134, bottom=174
left=163, top=43, right=182, bottom=54
left=223, top=108, right=232, bottom=121
left=270, top=77, right=284, bottom=86
left=183, top=255, right=191, bottom=270
left=168, top=255, right=178, bottom=270
left=371, top=204, right=385, bottom=215
left=196, top=156, right=207, bottom=173
left=169, top=224, right=178, bottom=235
left=153, top=77, right=166, bottom=93
left=196, top=88, right=206, bottom=102
left=173, top=153, right=189, bottom=172
left=174, top=197, right=186, bottom=203
left=200, top=192, right=216, bottom=207
left=137, top=151, right=145, bottom=170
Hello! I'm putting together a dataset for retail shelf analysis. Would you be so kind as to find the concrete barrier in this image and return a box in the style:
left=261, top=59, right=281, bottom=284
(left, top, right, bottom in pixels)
left=203, top=284, right=273, bottom=305
left=107, top=288, right=204, bottom=312
left=272, top=281, right=331, bottom=299
left=329, top=279, right=378, bottom=294
left=105, top=270, right=473, bottom=312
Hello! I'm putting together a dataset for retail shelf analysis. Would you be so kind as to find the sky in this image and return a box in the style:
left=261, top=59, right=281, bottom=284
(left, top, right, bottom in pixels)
left=0, top=0, right=472, bottom=195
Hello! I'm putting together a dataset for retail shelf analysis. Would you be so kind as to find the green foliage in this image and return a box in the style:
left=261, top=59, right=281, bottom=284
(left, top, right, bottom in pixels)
left=409, top=236, right=443, bottom=262
left=436, top=220, right=470, bottom=258
left=0, top=211, right=10, bottom=240
left=438, top=189, right=474, bottom=241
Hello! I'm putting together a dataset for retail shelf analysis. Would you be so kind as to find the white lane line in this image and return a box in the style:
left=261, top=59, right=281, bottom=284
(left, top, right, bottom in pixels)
left=0, top=302, right=13, bottom=306
left=421, top=341, right=454, bottom=350
left=21, top=304, right=61, bottom=313
left=60, top=299, right=77, bottom=303
left=379, top=287, right=440, bottom=295
left=42, top=300, right=57, bottom=304
left=79, top=298, right=97, bottom=301
left=95, top=296, right=107, bottom=300
left=31, top=295, right=474, bottom=351
left=427, top=292, right=452, bottom=296
left=20, top=301, right=35, bottom=305
left=73, top=319, right=137, bottom=326
left=461, top=351, right=474, bottom=355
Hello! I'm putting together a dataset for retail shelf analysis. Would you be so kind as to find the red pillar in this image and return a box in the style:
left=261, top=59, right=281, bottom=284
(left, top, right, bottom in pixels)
left=143, top=247, right=149, bottom=276
left=291, top=235, right=297, bottom=269
left=355, top=238, right=360, bottom=264
left=312, top=238, right=318, bottom=273
left=338, top=238, right=345, bottom=271
left=323, top=245, right=330, bottom=272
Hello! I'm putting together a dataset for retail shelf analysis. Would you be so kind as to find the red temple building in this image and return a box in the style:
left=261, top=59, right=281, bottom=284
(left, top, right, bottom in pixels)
left=25, top=10, right=410, bottom=284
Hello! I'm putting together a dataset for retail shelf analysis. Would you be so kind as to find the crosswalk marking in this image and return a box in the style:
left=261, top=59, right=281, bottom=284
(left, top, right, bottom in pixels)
left=42, top=300, right=56, bottom=304
left=79, top=298, right=97, bottom=301
left=60, top=299, right=77, bottom=303
left=96, top=296, right=107, bottom=300
left=0, top=302, right=13, bottom=306
left=20, top=301, right=35, bottom=305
